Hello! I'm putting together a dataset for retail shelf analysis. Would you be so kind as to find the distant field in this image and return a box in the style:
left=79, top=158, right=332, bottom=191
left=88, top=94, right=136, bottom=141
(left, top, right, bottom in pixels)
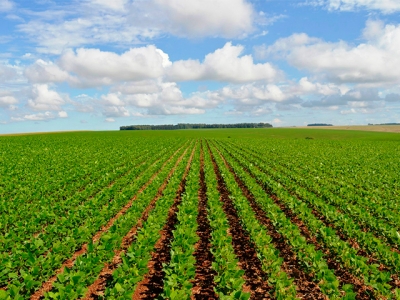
left=1, top=130, right=400, bottom=299
left=296, top=124, right=400, bottom=133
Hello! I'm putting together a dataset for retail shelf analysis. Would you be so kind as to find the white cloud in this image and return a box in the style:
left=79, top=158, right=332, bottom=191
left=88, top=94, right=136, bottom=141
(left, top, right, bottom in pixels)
left=0, top=0, right=13, bottom=12
left=101, top=93, right=125, bottom=106
left=0, top=95, right=17, bottom=108
left=254, top=33, right=319, bottom=59
left=58, top=111, right=68, bottom=118
left=59, top=46, right=170, bottom=87
left=25, top=59, right=73, bottom=83
left=18, top=11, right=158, bottom=54
left=105, top=117, right=115, bottom=122
left=27, top=84, right=66, bottom=111
left=148, top=106, right=204, bottom=115
left=102, top=106, right=130, bottom=118
left=11, top=111, right=56, bottom=122
left=99, top=80, right=223, bottom=116
left=17, top=0, right=257, bottom=54
left=0, top=61, right=19, bottom=82
left=111, top=80, right=161, bottom=95
left=219, top=77, right=340, bottom=106
left=89, top=0, right=128, bottom=11
left=272, top=118, right=283, bottom=125
left=152, top=0, right=255, bottom=38
left=221, top=84, right=287, bottom=103
left=168, top=42, right=280, bottom=83
left=262, top=20, right=400, bottom=85
left=306, top=0, right=400, bottom=13
left=301, top=87, right=386, bottom=109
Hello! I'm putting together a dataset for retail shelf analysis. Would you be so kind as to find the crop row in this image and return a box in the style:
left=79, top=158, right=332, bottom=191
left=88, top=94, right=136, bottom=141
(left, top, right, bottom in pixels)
left=1, top=135, right=399, bottom=299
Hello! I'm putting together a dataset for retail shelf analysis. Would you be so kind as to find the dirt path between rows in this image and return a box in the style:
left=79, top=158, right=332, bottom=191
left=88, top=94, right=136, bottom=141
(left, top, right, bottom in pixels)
left=211, top=142, right=326, bottom=300
left=131, top=143, right=197, bottom=300
left=31, top=143, right=187, bottom=300
left=191, top=142, right=217, bottom=299
left=218, top=143, right=377, bottom=299
left=207, top=142, right=272, bottom=299
left=82, top=143, right=195, bottom=300
left=225, top=142, right=400, bottom=294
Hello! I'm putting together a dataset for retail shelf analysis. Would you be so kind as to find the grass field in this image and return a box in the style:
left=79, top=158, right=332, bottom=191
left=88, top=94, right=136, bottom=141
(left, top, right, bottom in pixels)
left=1, top=129, right=400, bottom=299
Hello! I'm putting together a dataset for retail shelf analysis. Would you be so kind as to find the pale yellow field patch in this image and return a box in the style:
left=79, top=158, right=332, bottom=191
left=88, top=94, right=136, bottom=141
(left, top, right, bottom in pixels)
left=295, top=125, right=400, bottom=133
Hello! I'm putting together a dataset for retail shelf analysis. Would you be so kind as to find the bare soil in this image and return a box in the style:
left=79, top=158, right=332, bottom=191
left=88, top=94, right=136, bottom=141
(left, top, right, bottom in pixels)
left=207, top=142, right=272, bottom=299
left=212, top=143, right=326, bottom=300
left=31, top=144, right=187, bottom=300
left=223, top=149, right=377, bottom=299
left=191, top=143, right=218, bottom=299
left=132, top=144, right=197, bottom=300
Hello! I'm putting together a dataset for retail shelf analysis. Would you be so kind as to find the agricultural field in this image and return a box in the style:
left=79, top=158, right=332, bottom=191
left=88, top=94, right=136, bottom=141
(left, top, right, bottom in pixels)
left=1, top=129, right=400, bottom=299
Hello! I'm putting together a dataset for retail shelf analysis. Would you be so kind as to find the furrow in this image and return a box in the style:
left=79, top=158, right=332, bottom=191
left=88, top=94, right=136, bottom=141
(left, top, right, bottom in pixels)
left=30, top=143, right=187, bottom=300
left=212, top=142, right=325, bottom=300
left=207, top=142, right=272, bottom=300
left=131, top=143, right=197, bottom=299
left=191, top=143, right=218, bottom=299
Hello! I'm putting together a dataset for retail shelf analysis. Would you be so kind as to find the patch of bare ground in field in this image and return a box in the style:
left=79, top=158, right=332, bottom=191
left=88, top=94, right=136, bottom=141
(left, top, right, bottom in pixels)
left=191, top=143, right=217, bottom=300
left=211, top=143, right=326, bottom=300
left=207, top=142, right=272, bottom=300
left=30, top=144, right=187, bottom=300
left=219, top=146, right=377, bottom=299
left=132, top=144, right=197, bottom=300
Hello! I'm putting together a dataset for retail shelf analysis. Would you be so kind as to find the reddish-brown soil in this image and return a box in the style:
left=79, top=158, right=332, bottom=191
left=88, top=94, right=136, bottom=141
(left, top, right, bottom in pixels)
left=191, top=144, right=218, bottom=299
left=207, top=143, right=272, bottom=300
left=83, top=144, right=195, bottom=300
left=31, top=144, right=188, bottom=300
left=222, top=142, right=400, bottom=293
left=219, top=144, right=378, bottom=299
left=228, top=141, right=400, bottom=254
left=132, top=144, right=197, bottom=300
left=212, top=143, right=326, bottom=300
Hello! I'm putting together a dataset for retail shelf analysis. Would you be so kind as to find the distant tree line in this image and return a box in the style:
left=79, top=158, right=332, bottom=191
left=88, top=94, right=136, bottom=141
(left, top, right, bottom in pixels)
left=307, top=123, right=333, bottom=126
left=120, top=123, right=273, bottom=130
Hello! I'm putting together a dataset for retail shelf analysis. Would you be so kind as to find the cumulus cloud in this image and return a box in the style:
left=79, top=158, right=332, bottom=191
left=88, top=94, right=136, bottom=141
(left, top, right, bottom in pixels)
left=96, top=79, right=223, bottom=117
left=22, top=43, right=281, bottom=88
left=25, top=59, right=73, bottom=83
left=148, top=106, right=204, bottom=115
left=0, top=61, right=19, bottom=82
left=306, top=0, right=400, bottom=13
left=11, top=111, right=57, bottom=122
left=168, top=42, right=280, bottom=83
left=58, top=111, right=68, bottom=118
left=260, top=20, right=400, bottom=85
left=0, top=94, right=17, bottom=110
left=17, top=0, right=257, bottom=54
left=218, top=77, right=340, bottom=106
left=0, top=95, right=17, bottom=105
left=111, top=80, right=161, bottom=95
left=152, top=0, right=255, bottom=38
left=27, top=84, right=66, bottom=111
left=59, top=46, right=171, bottom=87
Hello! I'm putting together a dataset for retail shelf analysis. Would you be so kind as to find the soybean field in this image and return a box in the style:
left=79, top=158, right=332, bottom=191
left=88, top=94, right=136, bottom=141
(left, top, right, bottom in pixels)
left=1, top=129, right=400, bottom=300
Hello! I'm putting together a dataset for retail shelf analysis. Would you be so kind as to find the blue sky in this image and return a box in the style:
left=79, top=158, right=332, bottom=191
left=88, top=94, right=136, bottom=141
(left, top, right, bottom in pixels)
left=1, top=0, right=400, bottom=133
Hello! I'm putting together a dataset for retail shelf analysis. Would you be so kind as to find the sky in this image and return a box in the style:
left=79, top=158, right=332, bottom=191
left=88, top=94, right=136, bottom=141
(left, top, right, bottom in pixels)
left=1, top=0, right=400, bottom=133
